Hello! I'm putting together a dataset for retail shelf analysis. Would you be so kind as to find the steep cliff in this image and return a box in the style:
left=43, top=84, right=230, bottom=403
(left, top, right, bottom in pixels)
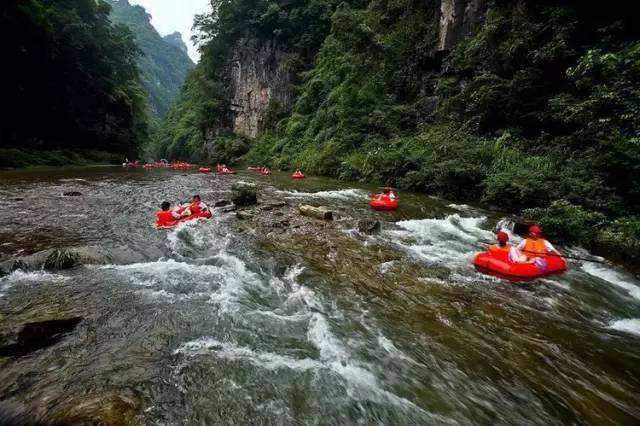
left=437, top=0, right=488, bottom=51
left=228, top=39, right=294, bottom=138
left=163, top=32, right=189, bottom=55
left=108, top=0, right=194, bottom=117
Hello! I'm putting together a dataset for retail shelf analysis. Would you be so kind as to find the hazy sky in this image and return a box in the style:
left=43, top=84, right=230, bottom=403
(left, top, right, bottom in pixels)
left=129, top=0, right=210, bottom=62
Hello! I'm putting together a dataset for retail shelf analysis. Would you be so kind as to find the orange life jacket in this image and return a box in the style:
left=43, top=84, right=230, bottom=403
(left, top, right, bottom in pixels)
left=523, top=238, right=548, bottom=255
left=156, top=210, right=176, bottom=226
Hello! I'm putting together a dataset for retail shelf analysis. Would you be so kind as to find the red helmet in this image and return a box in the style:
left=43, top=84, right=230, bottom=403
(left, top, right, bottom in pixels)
left=497, top=231, right=509, bottom=243
left=529, top=225, right=543, bottom=235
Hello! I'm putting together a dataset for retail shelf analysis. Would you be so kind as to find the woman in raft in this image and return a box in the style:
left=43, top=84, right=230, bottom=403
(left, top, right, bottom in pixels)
left=490, top=226, right=561, bottom=266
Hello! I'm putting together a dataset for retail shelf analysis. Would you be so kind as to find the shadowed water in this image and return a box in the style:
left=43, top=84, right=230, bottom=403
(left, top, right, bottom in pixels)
left=0, top=166, right=639, bottom=424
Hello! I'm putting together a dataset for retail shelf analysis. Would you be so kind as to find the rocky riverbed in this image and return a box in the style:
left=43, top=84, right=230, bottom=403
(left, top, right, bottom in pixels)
left=1, top=166, right=639, bottom=424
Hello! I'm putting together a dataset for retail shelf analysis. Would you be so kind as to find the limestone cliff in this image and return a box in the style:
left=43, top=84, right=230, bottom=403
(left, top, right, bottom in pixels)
left=224, top=0, right=489, bottom=139
left=228, top=38, right=293, bottom=138
left=437, top=0, right=488, bottom=51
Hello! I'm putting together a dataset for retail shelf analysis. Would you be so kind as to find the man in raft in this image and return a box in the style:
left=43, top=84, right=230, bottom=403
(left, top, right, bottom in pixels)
left=156, top=201, right=186, bottom=227
left=490, top=231, right=531, bottom=263
left=518, top=225, right=561, bottom=258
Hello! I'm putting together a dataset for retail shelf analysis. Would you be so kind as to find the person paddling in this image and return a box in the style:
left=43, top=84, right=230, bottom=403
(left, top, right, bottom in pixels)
left=156, top=201, right=183, bottom=227
left=489, top=231, right=531, bottom=264
left=189, top=195, right=209, bottom=215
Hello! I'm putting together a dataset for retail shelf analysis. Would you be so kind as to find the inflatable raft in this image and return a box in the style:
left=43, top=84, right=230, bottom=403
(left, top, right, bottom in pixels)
left=473, top=250, right=567, bottom=281
left=369, top=194, right=399, bottom=211
left=218, top=167, right=236, bottom=175
left=199, top=167, right=211, bottom=173
left=291, top=171, right=305, bottom=179
left=156, top=210, right=212, bottom=229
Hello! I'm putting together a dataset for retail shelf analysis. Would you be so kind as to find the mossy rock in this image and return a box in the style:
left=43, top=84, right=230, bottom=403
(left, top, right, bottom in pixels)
left=231, top=182, right=257, bottom=207
left=44, top=249, right=79, bottom=270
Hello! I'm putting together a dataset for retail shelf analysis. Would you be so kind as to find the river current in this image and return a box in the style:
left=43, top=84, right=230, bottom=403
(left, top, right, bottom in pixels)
left=0, top=167, right=639, bottom=424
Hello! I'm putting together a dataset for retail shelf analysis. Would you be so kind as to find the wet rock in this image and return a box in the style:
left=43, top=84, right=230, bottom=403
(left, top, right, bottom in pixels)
left=63, top=191, right=82, bottom=197
left=236, top=210, right=255, bottom=220
left=220, top=204, right=238, bottom=213
left=10, top=259, right=29, bottom=272
left=49, top=389, right=142, bottom=425
left=358, top=219, right=381, bottom=234
left=44, top=249, right=79, bottom=270
left=214, top=199, right=232, bottom=207
left=299, top=204, right=333, bottom=220
left=13, top=197, right=24, bottom=202
left=231, top=182, right=257, bottom=207
left=260, top=201, right=287, bottom=211
left=0, top=317, right=82, bottom=357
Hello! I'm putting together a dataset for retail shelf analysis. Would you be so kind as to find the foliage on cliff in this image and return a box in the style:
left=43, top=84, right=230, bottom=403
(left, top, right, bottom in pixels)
left=149, top=0, right=350, bottom=160
left=108, top=0, right=194, bottom=117
left=1, top=0, right=148, bottom=163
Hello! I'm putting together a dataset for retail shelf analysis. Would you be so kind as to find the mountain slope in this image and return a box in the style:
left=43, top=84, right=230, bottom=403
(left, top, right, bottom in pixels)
left=108, top=0, right=194, bottom=117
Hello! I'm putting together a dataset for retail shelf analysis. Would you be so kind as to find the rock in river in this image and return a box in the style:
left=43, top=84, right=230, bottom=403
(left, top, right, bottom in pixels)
left=299, top=204, right=333, bottom=220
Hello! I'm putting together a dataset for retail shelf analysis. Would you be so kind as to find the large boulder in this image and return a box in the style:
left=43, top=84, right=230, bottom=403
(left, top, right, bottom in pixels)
left=299, top=205, right=333, bottom=220
left=231, top=182, right=257, bottom=207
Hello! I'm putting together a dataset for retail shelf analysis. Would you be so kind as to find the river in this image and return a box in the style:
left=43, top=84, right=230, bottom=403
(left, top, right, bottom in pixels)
left=0, top=166, right=639, bottom=424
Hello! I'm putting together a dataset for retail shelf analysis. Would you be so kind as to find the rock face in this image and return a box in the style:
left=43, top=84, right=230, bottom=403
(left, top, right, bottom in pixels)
left=163, top=31, right=189, bottom=54
left=228, top=38, right=293, bottom=138
left=437, top=0, right=488, bottom=51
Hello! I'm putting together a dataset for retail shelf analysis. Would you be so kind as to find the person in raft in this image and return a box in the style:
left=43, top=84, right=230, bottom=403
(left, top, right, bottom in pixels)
left=517, top=225, right=560, bottom=258
left=489, top=231, right=531, bottom=263
left=383, top=187, right=398, bottom=199
left=189, top=195, right=209, bottom=215
left=156, top=201, right=185, bottom=226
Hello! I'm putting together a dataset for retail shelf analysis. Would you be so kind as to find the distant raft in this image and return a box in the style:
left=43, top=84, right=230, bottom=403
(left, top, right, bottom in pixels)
left=369, top=194, right=399, bottom=211
left=199, top=167, right=211, bottom=173
left=291, top=171, right=305, bottom=179
left=473, top=250, right=567, bottom=281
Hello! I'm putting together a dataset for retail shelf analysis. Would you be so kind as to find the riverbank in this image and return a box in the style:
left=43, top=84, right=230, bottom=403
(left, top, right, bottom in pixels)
left=0, top=148, right=123, bottom=169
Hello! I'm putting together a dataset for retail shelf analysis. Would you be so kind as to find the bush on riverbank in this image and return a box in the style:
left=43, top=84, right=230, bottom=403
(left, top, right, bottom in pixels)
left=0, top=149, right=122, bottom=169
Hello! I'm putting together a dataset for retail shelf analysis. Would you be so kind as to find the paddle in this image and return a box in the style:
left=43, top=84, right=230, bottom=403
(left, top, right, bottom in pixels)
left=479, top=242, right=609, bottom=264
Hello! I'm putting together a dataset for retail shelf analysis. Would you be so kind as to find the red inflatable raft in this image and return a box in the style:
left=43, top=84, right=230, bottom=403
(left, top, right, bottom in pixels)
left=199, top=167, right=211, bottom=173
left=473, top=250, right=567, bottom=281
left=291, top=171, right=305, bottom=179
left=218, top=167, right=236, bottom=175
left=156, top=210, right=212, bottom=229
left=369, top=194, right=399, bottom=211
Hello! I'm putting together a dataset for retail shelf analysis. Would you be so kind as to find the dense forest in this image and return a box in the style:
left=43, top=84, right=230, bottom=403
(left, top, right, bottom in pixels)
left=152, top=0, right=640, bottom=261
left=108, top=0, right=194, bottom=118
left=1, top=0, right=149, bottom=167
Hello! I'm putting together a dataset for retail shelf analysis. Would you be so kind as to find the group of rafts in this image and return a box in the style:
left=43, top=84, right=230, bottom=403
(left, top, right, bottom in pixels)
left=152, top=166, right=567, bottom=282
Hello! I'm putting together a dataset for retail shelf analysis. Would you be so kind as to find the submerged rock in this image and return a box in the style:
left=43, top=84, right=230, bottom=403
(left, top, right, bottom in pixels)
left=0, top=317, right=82, bottom=357
left=260, top=201, right=287, bottom=211
left=231, top=182, right=257, bottom=206
left=44, top=249, right=79, bottom=270
left=48, top=389, right=142, bottom=425
left=299, top=204, right=333, bottom=220
left=214, top=199, right=232, bottom=207
left=236, top=210, right=255, bottom=220
left=63, top=191, right=83, bottom=197
left=357, top=219, right=381, bottom=234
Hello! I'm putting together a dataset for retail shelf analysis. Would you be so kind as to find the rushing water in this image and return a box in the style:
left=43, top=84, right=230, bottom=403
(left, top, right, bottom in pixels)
left=0, top=166, right=639, bottom=424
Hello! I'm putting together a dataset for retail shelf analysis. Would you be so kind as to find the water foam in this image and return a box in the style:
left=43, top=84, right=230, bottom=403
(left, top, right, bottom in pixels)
left=582, top=263, right=640, bottom=302
left=608, top=319, right=640, bottom=336
left=0, top=270, right=68, bottom=298
left=385, top=214, right=492, bottom=267
left=277, top=188, right=367, bottom=201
